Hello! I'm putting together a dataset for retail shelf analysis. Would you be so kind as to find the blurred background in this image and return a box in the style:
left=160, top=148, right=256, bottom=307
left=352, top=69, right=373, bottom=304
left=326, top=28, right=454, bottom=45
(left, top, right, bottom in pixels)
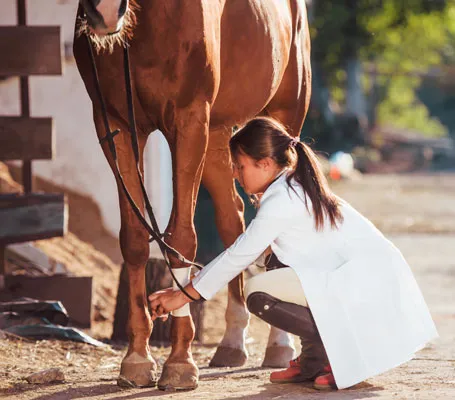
left=306, top=0, right=455, bottom=155
left=196, top=0, right=455, bottom=263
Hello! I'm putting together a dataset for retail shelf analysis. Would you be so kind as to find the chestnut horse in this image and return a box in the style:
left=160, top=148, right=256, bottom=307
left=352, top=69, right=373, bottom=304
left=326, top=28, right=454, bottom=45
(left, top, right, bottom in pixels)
left=74, top=0, right=311, bottom=390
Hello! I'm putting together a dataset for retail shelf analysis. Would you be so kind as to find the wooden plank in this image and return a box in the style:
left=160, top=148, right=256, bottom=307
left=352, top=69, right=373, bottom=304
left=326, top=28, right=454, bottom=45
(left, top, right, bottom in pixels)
left=0, top=117, right=54, bottom=160
left=0, top=26, right=62, bottom=76
left=0, top=193, right=68, bottom=245
left=6, top=243, right=68, bottom=275
left=2, top=275, right=92, bottom=328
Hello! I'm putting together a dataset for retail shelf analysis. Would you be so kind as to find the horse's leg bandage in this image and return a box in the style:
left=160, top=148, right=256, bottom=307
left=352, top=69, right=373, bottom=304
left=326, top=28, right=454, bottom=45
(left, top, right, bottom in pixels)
left=171, top=267, right=191, bottom=317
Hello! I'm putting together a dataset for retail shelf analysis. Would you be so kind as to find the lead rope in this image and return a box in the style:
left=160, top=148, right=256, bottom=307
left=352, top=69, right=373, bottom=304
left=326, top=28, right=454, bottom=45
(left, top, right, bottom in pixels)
left=84, top=33, right=203, bottom=302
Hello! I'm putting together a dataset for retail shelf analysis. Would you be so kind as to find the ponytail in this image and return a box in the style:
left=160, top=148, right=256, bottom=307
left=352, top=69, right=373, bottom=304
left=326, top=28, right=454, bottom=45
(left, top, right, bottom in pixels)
left=229, top=116, right=343, bottom=230
left=287, top=142, right=343, bottom=231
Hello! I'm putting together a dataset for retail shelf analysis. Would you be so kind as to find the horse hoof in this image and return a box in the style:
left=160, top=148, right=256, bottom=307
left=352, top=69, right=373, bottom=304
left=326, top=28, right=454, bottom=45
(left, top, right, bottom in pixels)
left=158, top=361, right=199, bottom=391
left=262, top=345, right=295, bottom=368
left=209, top=346, right=248, bottom=367
left=118, top=352, right=157, bottom=388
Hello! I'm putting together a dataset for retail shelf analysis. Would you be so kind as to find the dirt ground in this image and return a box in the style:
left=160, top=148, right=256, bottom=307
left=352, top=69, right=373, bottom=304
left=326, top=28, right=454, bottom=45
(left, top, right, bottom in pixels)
left=1, top=169, right=455, bottom=399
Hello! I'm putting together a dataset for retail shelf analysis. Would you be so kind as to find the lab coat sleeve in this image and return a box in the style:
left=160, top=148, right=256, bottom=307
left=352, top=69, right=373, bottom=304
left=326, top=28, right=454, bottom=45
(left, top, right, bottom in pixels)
left=192, top=194, right=294, bottom=300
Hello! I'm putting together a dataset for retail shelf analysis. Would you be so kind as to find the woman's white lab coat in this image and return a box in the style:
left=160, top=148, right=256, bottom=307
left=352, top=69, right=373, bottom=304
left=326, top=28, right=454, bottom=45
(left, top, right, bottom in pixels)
left=192, top=174, right=438, bottom=389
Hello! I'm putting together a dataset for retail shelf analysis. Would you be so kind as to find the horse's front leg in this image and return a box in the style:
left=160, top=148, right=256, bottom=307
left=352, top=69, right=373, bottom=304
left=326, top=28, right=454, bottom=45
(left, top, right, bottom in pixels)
left=157, top=104, right=210, bottom=391
left=94, top=114, right=156, bottom=388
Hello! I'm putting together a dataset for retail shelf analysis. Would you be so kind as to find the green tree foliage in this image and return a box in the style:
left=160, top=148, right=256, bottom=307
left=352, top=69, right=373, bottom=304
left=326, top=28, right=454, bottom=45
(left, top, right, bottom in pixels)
left=310, top=0, right=454, bottom=137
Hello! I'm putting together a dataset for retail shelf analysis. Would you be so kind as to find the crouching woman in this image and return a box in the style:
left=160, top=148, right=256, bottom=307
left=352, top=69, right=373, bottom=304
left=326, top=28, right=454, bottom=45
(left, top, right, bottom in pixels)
left=149, top=117, right=438, bottom=390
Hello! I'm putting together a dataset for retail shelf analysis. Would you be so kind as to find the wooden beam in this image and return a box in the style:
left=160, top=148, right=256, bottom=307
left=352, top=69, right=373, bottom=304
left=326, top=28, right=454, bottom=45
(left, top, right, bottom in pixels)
left=0, top=117, right=54, bottom=160
left=16, top=0, right=34, bottom=191
left=0, top=193, right=68, bottom=245
left=0, top=26, right=62, bottom=76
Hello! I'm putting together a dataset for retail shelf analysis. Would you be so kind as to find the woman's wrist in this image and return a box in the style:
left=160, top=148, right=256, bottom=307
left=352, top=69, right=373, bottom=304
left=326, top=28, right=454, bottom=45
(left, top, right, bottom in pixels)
left=177, top=289, right=193, bottom=305
left=182, top=281, right=204, bottom=303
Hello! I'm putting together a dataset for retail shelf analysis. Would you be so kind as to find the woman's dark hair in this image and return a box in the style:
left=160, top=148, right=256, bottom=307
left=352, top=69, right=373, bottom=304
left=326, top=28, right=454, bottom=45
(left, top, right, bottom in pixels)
left=229, top=116, right=343, bottom=230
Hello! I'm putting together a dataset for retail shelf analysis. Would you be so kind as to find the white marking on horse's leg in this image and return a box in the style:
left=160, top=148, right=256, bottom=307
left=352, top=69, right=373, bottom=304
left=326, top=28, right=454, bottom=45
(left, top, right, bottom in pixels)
left=171, top=267, right=191, bottom=317
left=267, top=326, right=295, bottom=350
left=262, top=326, right=296, bottom=367
left=262, top=327, right=296, bottom=368
left=220, top=294, right=249, bottom=351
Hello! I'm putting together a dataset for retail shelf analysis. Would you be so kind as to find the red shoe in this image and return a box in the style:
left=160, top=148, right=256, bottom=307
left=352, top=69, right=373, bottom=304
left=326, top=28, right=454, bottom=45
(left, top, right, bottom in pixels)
left=313, top=369, right=337, bottom=390
left=270, top=358, right=331, bottom=384
left=270, top=357, right=305, bottom=383
left=289, top=356, right=300, bottom=368
left=323, top=364, right=332, bottom=373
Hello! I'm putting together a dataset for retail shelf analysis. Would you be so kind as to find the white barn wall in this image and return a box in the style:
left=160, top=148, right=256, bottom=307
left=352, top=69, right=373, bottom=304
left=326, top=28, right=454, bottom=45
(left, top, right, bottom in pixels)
left=0, top=0, right=173, bottom=241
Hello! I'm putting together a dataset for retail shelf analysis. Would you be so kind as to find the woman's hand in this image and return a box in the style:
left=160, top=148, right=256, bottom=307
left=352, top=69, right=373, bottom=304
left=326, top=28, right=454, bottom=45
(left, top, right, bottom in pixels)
left=148, top=287, right=189, bottom=321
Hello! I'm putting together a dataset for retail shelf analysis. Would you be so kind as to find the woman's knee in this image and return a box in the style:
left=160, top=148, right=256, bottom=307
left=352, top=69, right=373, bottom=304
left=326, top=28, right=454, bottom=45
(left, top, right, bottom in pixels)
left=244, top=274, right=265, bottom=301
left=245, top=275, right=275, bottom=314
left=245, top=269, right=308, bottom=308
left=245, top=290, right=265, bottom=314
left=244, top=280, right=254, bottom=301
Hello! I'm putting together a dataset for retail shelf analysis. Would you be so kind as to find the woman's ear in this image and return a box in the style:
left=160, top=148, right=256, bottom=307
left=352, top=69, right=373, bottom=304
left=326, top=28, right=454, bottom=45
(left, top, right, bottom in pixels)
left=257, top=158, right=269, bottom=170
left=257, top=157, right=274, bottom=170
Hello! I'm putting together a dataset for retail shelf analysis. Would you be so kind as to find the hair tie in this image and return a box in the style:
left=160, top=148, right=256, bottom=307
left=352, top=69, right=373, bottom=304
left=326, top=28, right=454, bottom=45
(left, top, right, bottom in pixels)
left=290, top=137, right=299, bottom=148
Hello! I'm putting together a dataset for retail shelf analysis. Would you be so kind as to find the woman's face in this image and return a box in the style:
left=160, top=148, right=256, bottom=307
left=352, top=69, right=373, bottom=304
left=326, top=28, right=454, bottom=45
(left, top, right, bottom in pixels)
left=232, top=152, right=280, bottom=195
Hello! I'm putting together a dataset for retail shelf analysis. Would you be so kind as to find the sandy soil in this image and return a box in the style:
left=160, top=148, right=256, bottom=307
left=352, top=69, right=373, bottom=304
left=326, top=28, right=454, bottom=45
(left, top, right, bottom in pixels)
left=1, top=166, right=454, bottom=399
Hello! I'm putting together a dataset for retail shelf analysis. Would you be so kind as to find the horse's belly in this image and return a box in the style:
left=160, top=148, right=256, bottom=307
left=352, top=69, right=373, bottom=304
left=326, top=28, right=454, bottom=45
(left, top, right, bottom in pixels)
left=210, top=0, right=293, bottom=128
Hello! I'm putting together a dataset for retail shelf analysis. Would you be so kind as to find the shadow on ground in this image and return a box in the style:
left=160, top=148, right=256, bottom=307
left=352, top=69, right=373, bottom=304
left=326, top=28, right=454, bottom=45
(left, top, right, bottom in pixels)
left=15, top=376, right=382, bottom=400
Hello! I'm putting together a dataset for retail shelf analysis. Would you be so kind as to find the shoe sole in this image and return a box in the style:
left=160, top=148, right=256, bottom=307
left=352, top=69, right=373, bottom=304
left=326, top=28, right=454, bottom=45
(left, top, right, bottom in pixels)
left=313, top=382, right=337, bottom=391
left=270, top=376, right=308, bottom=384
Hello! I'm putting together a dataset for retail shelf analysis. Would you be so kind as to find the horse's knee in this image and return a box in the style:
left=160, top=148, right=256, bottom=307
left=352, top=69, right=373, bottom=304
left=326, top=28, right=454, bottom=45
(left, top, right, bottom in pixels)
left=165, top=223, right=198, bottom=263
left=119, top=225, right=150, bottom=266
left=218, top=191, right=244, bottom=217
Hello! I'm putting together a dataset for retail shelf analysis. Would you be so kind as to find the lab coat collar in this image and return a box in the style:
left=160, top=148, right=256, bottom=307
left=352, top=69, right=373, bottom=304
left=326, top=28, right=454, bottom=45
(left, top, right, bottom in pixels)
left=259, top=169, right=290, bottom=204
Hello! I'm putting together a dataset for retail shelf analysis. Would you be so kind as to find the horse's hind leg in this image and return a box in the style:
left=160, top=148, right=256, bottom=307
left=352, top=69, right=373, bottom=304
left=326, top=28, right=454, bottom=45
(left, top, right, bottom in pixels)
left=201, top=127, right=250, bottom=367
left=260, top=7, right=312, bottom=367
left=259, top=102, right=309, bottom=367
left=93, top=112, right=157, bottom=387
left=263, top=0, right=312, bottom=138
